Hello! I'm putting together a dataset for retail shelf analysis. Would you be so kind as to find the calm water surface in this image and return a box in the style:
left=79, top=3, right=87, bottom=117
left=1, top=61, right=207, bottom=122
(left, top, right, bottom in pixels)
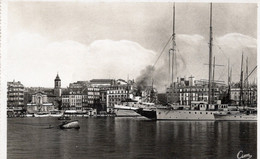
left=8, top=117, right=257, bottom=159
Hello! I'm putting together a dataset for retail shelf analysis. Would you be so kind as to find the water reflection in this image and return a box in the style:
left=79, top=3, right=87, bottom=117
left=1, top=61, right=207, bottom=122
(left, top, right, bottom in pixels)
left=8, top=118, right=257, bottom=159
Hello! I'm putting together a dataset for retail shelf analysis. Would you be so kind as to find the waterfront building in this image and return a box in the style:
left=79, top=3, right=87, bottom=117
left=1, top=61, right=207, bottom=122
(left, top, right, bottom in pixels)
left=106, top=83, right=133, bottom=113
left=61, top=79, right=135, bottom=113
left=7, top=80, right=25, bottom=115
left=88, top=79, right=116, bottom=112
left=26, top=92, right=55, bottom=113
left=230, top=87, right=257, bottom=106
left=166, top=76, right=224, bottom=105
left=82, top=88, right=88, bottom=110
left=61, top=91, right=83, bottom=110
left=24, top=87, right=61, bottom=109
left=87, top=87, right=101, bottom=109
left=100, top=87, right=110, bottom=112
left=179, top=86, right=209, bottom=105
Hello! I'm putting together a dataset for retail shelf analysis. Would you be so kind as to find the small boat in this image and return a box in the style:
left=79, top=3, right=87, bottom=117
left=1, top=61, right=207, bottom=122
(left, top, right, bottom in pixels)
left=59, top=120, right=80, bottom=129
left=49, top=110, right=63, bottom=117
left=34, top=112, right=50, bottom=117
left=58, top=116, right=71, bottom=120
left=26, top=113, right=34, bottom=117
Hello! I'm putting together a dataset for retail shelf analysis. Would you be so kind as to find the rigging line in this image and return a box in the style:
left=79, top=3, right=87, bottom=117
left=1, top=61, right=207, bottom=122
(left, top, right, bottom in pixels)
left=152, top=35, right=173, bottom=68
left=244, top=65, right=257, bottom=81
left=216, top=68, right=225, bottom=82
left=212, top=36, right=229, bottom=60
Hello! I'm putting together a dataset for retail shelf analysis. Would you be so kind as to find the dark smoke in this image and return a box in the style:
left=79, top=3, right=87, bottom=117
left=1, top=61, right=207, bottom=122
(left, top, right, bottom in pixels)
left=136, top=52, right=187, bottom=93
left=136, top=65, right=155, bottom=93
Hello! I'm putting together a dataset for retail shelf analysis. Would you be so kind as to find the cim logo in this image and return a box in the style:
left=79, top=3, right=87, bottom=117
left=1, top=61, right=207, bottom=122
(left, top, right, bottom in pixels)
left=237, top=150, right=252, bottom=159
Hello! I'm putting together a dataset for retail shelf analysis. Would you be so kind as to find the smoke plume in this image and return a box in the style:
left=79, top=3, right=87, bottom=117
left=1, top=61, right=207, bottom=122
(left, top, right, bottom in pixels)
left=136, top=65, right=155, bottom=91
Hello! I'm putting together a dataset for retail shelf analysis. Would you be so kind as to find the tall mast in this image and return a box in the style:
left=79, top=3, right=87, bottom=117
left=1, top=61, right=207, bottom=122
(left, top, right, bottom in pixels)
left=208, top=3, right=213, bottom=104
left=169, top=51, right=171, bottom=85
left=151, top=78, right=154, bottom=103
left=239, top=53, right=244, bottom=106
left=246, top=57, right=249, bottom=106
left=212, top=56, right=215, bottom=104
left=126, top=75, right=129, bottom=106
left=246, top=57, right=248, bottom=87
left=230, top=67, right=232, bottom=85
left=228, top=59, right=230, bottom=85
left=171, top=3, right=176, bottom=84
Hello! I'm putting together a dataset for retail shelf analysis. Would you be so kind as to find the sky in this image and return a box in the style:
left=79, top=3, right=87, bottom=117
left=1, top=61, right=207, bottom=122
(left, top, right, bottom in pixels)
left=7, top=2, right=257, bottom=92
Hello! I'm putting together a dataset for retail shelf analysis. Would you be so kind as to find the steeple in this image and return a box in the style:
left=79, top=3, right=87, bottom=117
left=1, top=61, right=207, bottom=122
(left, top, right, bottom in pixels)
left=54, top=73, right=62, bottom=97
left=55, top=73, right=61, bottom=82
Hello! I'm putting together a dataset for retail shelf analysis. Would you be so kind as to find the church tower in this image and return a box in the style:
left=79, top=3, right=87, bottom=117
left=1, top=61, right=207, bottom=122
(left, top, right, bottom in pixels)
left=54, top=73, right=62, bottom=97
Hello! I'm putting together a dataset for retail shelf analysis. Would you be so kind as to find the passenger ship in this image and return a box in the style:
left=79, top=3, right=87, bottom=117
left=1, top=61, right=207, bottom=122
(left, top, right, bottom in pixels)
left=114, top=99, right=157, bottom=118
left=114, top=99, right=142, bottom=117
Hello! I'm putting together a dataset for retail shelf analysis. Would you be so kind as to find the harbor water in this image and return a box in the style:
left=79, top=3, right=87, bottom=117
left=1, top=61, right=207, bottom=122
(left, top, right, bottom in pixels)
left=8, top=117, right=257, bottom=159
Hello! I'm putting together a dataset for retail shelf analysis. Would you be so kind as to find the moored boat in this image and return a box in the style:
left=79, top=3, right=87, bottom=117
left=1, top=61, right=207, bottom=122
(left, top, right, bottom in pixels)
left=58, top=116, right=71, bottom=120
left=59, top=120, right=80, bottom=129
left=26, top=113, right=34, bottom=117
left=34, top=112, right=50, bottom=117
left=49, top=110, right=63, bottom=117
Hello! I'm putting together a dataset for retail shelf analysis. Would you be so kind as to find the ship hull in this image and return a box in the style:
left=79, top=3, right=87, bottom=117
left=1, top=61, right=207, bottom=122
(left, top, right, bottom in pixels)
left=156, top=108, right=216, bottom=120
left=114, top=109, right=141, bottom=117
left=136, top=109, right=157, bottom=120
left=214, top=114, right=257, bottom=121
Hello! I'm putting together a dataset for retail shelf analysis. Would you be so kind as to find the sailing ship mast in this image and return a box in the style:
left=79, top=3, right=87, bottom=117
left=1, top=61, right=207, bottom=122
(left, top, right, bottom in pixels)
left=208, top=3, right=213, bottom=104
left=126, top=75, right=129, bottom=106
left=227, top=59, right=231, bottom=104
left=169, top=3, right=176, bottom=86
left=212, top=56, right=216, bottom=103
left=246, top=57, right=249, bottom=106
left=239, top=53, right=244, bottom=106
left=172, top=3, right=176, bottom=84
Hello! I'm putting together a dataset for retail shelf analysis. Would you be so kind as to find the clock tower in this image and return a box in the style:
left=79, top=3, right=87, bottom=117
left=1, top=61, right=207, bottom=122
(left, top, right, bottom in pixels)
left=54, top=73, right=62, bottom=97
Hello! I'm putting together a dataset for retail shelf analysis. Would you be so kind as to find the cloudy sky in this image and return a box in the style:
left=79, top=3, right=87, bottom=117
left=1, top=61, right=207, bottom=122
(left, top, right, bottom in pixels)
left=8, top=2, right=257, bottom=91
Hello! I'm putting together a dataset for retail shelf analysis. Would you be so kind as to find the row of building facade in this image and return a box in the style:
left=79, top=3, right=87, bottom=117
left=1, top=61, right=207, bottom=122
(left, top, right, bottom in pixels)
left=166, top=76, right=257, bottom=106
left=7, top=75, right=257, bottom=116
left=7, top=74, right=147, bottom=115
